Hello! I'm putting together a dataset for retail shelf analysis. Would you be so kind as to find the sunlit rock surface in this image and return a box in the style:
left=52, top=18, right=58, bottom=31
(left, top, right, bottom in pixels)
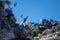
left=40, top=32, right=60, bottom=40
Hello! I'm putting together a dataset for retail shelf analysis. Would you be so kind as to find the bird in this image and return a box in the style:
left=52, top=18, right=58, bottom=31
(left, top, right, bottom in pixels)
left=20, top=14, right=23, bottom=18
left=23, top=16, right=28, bottom=23
left=14, top=3, right=17, bottom=7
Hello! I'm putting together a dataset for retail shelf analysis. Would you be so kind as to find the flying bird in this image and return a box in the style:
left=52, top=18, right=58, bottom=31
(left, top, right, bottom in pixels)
left=14, top=3, right=17, bottom=7
left=23, top=16, right=28, bottom=23
left=20, top=14, right=23, bottom=18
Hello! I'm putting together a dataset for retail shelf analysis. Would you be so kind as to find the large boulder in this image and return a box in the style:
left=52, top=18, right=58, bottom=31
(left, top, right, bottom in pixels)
left=42, top=29, right=52, bottom=35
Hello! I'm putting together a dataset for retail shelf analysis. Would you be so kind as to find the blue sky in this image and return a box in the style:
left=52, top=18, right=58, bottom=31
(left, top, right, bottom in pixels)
left=10, top=0, right=60, bottom=23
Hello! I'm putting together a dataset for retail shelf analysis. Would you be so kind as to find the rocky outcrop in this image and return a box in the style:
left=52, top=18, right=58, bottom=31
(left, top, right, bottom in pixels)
left=0, top=29, right=15, bottom=40
left=40, top=32, right=60, bottom=40
left=0, top=1, right=31, bottom=40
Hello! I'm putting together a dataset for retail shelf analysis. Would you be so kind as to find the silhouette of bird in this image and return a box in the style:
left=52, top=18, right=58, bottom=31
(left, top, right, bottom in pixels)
left=14, top=3, right=17, bottom=7
left=20, top=14, right=23, bottom=18
left=23, top=16, right=28, bottom=23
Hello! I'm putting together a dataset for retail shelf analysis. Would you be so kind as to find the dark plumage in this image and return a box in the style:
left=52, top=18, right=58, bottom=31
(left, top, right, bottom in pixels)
left=20, top=14, right=23, bottom=18
left=14, top=3, right=17, bottom=7
left=23, top=16, right=28, bottom=23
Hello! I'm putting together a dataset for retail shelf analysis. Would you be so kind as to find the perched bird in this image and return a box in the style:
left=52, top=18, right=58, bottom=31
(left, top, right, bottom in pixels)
left=14, top=3, right=17, bottom=7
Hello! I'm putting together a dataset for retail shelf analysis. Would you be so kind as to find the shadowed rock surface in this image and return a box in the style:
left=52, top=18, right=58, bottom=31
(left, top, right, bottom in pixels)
left=0, top=1, right=31, bottom=40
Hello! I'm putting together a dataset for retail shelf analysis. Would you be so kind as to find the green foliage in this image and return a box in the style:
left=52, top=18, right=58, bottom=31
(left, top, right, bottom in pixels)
left=30, top=25, right=40, bottom=37
left=49, top=19, right=54, bottom=22
left=38, top=33, right=42, bottom=38
left=55, top=23, right=60, bottom=32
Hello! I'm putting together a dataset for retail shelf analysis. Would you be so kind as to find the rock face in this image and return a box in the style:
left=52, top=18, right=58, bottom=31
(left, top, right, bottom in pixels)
left=0, top=29, right=15, bottom=40
left=0, top=1, right=16, bottom=40
left=39, top=19, right=52, bottom=29
left=40, top=32, right=60, bottom=40
left=42, top=29, right=53, bottom=35
left=0, top=1, right=31, bottom=40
